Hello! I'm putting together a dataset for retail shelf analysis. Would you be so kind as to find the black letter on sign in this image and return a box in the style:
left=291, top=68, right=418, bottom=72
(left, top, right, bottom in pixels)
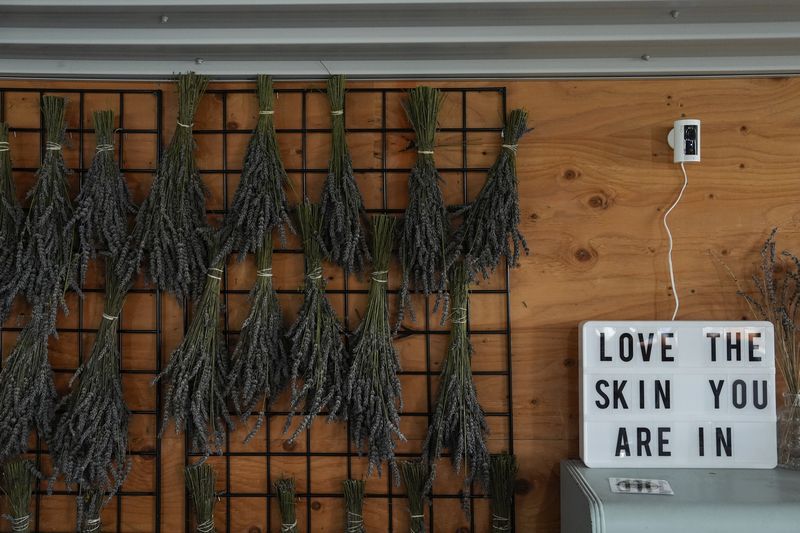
left=716, top=427, right=733, bottom=457
left=615, top=428, right=631, bottom=457
left=709, top=380, right=724, bottom=409
left=754, top=380, right=768, bottom=410
left=748, top=332, right=762, bottom=362
left=727, top=331, right=742, bottom=361
left=655, top=380, right=671, bottom=409
left=613, top=380, right=629, bottom=409
left=706, top=332, right=721, bottom=362
left=619, top=333, right=634, bottom=362
left=595, top=380, right=610, bottom=409
left=732, top=379, right=746, bottom=409
left=600, top=332, right=611, bottom=362
left=661, top=332, right=675, bottom=362
left=698, top=427, right=705, bottom=457
left=658, top=427, right=671, bottom=457
left=638, top=333, right=655, bottom=362
left=637, top=427, right=652, bottom=456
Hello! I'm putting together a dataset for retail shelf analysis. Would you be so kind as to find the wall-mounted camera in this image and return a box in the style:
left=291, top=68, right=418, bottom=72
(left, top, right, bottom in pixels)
left=667, top=119, right=701, bottom=163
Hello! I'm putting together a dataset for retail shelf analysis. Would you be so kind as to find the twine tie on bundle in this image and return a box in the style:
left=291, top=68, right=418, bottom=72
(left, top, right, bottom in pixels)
left=259, top=110, right=274, bottom=115
left=102, top=313, right=118, bottom=321
left=256, top=268, right=273, bottom=277
left=0, top=141, right=9, bottom=152
left=409, top=513, right=424, bottom=533
left=417, top=150, right=434, bottom=155
left=10, top=514, right=30, bottom=532
left=45, top=141, right=61, bottom=151
left=84, top=517, right=102, bottom=533
left=207, top=267, right=223, bottom=281
left=371, top=270, right=388, bottom=283
left=451, top=306, right=468, bottom=324
left=177, top=121, right=194, bottom=128
left=492, top=515, right=511, bottom=531
left=280, top=520, right=297, bottom=532
left=346, top=512, right=363, bottom=533
left=501, top=143, right=518, bottom=152
left=196, top=517, right=215, bottom=533
left=95, top=144, right=114, bottom=152
left=307, top=266, right=323, bottom=281
left=330, top=110, right=344, bottom=116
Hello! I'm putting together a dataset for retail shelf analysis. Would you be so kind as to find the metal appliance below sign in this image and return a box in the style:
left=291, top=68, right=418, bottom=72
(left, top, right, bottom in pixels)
left=580, top=321, right=777, bottom=468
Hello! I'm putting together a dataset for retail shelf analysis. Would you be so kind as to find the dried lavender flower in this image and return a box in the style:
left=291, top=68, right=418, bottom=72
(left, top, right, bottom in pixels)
left=1, top=458, right=36, bottom=533
left=117, top=72, right=210, bottom=300
left=51, top=264, right=132, bottom=494
left=422, top=260, right=489, bottom=511
left=156, top=240, right=230, bottom=458
left=67, top=110, right=135, bottom=284
left=185, top=463, right=218, bottom=533
left=9, top=96, right=78, bottom=322
left=274, top=476, right=297, bottom=533
left=284, top=200, right=348, bottom=442
left=0, top=122, right=23, bottom=323
left=343, top=479, right=366, bottom=533
left=226, top=232, right=288, bottom=442
left=398, top=87, right=451, bottom=327
left=489, top=453, right=517, bottom=533
left=450, top=109, right=530, bottom=279
left=76, top=487, right=106, bottom=533
left=0, top=304, right=59, bottom=463
left=216, top=75, right=292, bottom=262
left=399, top=459, right=428, bottom=533
left=346, top=214, right=404, bottom=478
left=319, top=75, right=369, bottom=274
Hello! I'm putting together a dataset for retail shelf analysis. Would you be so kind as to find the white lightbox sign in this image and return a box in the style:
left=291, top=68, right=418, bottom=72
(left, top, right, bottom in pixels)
left=580, top=321, right=776, bottom=468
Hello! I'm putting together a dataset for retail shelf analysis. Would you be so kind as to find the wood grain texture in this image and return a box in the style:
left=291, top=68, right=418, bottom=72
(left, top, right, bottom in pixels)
left=1, top=76, right=799, bottom=532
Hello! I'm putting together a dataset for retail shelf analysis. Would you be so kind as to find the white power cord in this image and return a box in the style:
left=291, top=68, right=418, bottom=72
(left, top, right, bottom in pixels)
left=663, top=162, right=688, bottom=321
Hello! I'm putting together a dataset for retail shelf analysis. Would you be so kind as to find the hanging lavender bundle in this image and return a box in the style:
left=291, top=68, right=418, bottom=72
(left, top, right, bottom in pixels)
left=319, top=75, right=369, bottom=274
left=397, top=87, right=451, bottom=327
left=186, top=463, right=218, bottom=533
left=274, top=477, right=297, bottom=533
left=117, top=72, right=210, bottom=300
left=422, top=261, right=489, bottom=510
left=0, top=122, right=22, bottom=322
left=11, top=96, right=78, bottom=320
left=1, top=458, right=36, bottom=533
left=76, top=487, right=105, bottom=533
left=285, top=200, right=348, bottom=442
left=449, top=109, right=530, bottom=279
left=0, top=305, right=58, bottom=463
left=489, top=453, right=517, bottom=533
left=343, top=479, right=366, bottom=533
left=156, top=242, right=230, bottom=457
left=68, top=110, right=135, bottom=283
left=399, top=459, right=428, bottom=533
left=226, top=232, right=288, bottom=442
left=51, top=266, right=131, bottom=494
left=216, top=75, right=292, bottom=262
left=346, top=214, right=404, bottom=477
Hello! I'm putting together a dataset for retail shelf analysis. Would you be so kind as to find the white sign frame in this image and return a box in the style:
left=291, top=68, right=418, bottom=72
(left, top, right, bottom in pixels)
left=580, top=321, right=776, bottom=468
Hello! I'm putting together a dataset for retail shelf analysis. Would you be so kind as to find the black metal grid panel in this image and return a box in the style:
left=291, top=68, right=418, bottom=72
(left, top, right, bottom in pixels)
left=182, top=85, right=515, bottom=533
left=0, top=87, right=163, bottom=533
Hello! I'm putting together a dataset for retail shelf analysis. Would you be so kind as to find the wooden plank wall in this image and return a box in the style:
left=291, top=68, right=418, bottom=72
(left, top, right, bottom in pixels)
left=2, top=76, right=800, bottom=532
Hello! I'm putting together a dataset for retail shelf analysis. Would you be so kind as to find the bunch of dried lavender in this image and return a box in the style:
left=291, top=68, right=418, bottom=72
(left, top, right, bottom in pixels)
left=117, top=72, right=210, bottom=300
left=399, top=459, right=428, bottom=533
left=398, top=87, right=451, bottom=327
left=67, top=110, right=135, bottom=284
left=422, top=260, right=489, bottom=510
left=0, top=305, right=58, bottom=463
left=1, top=458, right=36, bottom=533
left=449, top=109, right=530, bottom=279
left=346, top=214, right=404, bottom=477
left=226, top=232, right=288, bottom=442
left=319, top=75, right=369, bottom=274
left=185, top=463, right=217, bottom=533
left=0, top=122, right=22, bottom=323
left=76, top=487, right=105, bottom=533
left=343, top=479, right=366, bottom=533
left=51, top=265, right=131, bottom=494
left=285, top=200, right=348, bottom=442
left=156, top=241, right=230, bottom=457
left=488, top=453, right=517, bottom=533
left=216, top=75, right=292, bottom=262
left=274, top=476, right=297, bottom=533
left=11, top=96, right=78, bottom=321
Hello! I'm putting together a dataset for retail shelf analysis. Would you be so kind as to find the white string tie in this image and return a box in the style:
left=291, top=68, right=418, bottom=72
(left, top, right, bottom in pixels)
left=280, top=520, right=297, bottom=532
left=371, top=270, right=388, bottom=283
left=84, top=517, right=102, bottom=532
left=95, top=144, right=114, bottom=152
left=102, top=313, right=118, bottom=321
left=452, top=307, right=468, bottom=324
left=346, top=512, right=363, bottom=532
left=207, top=274, right=222, bottom=280
left=417, top=150, right=434, bottom=155
left=45, top=141, right=61, bottom=151
left=256, top=268, right=273, bottom=278
left=501, top=143, right=518, bottom=152
left=259, top=110, right=274, bottom=115
left=492, top=515, right=511, bottom=531
left=196, top=517, right=215, bottom=533
left=177, top=121, right=194, bottom=128
left=331, top=110, right=344, bottom=116
left=0, top=141, right=9, bottom=152
left=307, top=267, right=323, bottom=281
left=10, top=514, right=30, bottom=532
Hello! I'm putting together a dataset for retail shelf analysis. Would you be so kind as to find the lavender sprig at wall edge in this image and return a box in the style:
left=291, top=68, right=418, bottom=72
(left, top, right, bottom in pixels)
left=489, top=453, right=518, bottom=533
left=117, top=72, right=210, bottom=300
left=343, top=479, right=366, bottom=533
left=275, top=477, right=298, bottom=533
left=67, top=110, right=136, bottom=284
left=10, top=95, right=79, bottom=323
left=450, top=109, right=530, bottom=279
left=397, top=86, right=451, bottom=328
left=346, top=214, right=405, bottom=478
left=319, top=74, right=370, bottom=274
left=156, top=240, right=230, bottom=458
left=76, top=487, right=106, bottom=533
left=400, top=459, right=429, bottom=533
left=0, top=458, right=36, bottom=533
left=0, top=122, right=22, bottom=323
left=186, top=463, right=218, bottom=533
left=285, top=200, right=348, bottom=443
left=422, top=260, right=489, bottom=511
left=226, top=232, right=289, bottom=442
left=216, top=75, right=293, bottom=263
